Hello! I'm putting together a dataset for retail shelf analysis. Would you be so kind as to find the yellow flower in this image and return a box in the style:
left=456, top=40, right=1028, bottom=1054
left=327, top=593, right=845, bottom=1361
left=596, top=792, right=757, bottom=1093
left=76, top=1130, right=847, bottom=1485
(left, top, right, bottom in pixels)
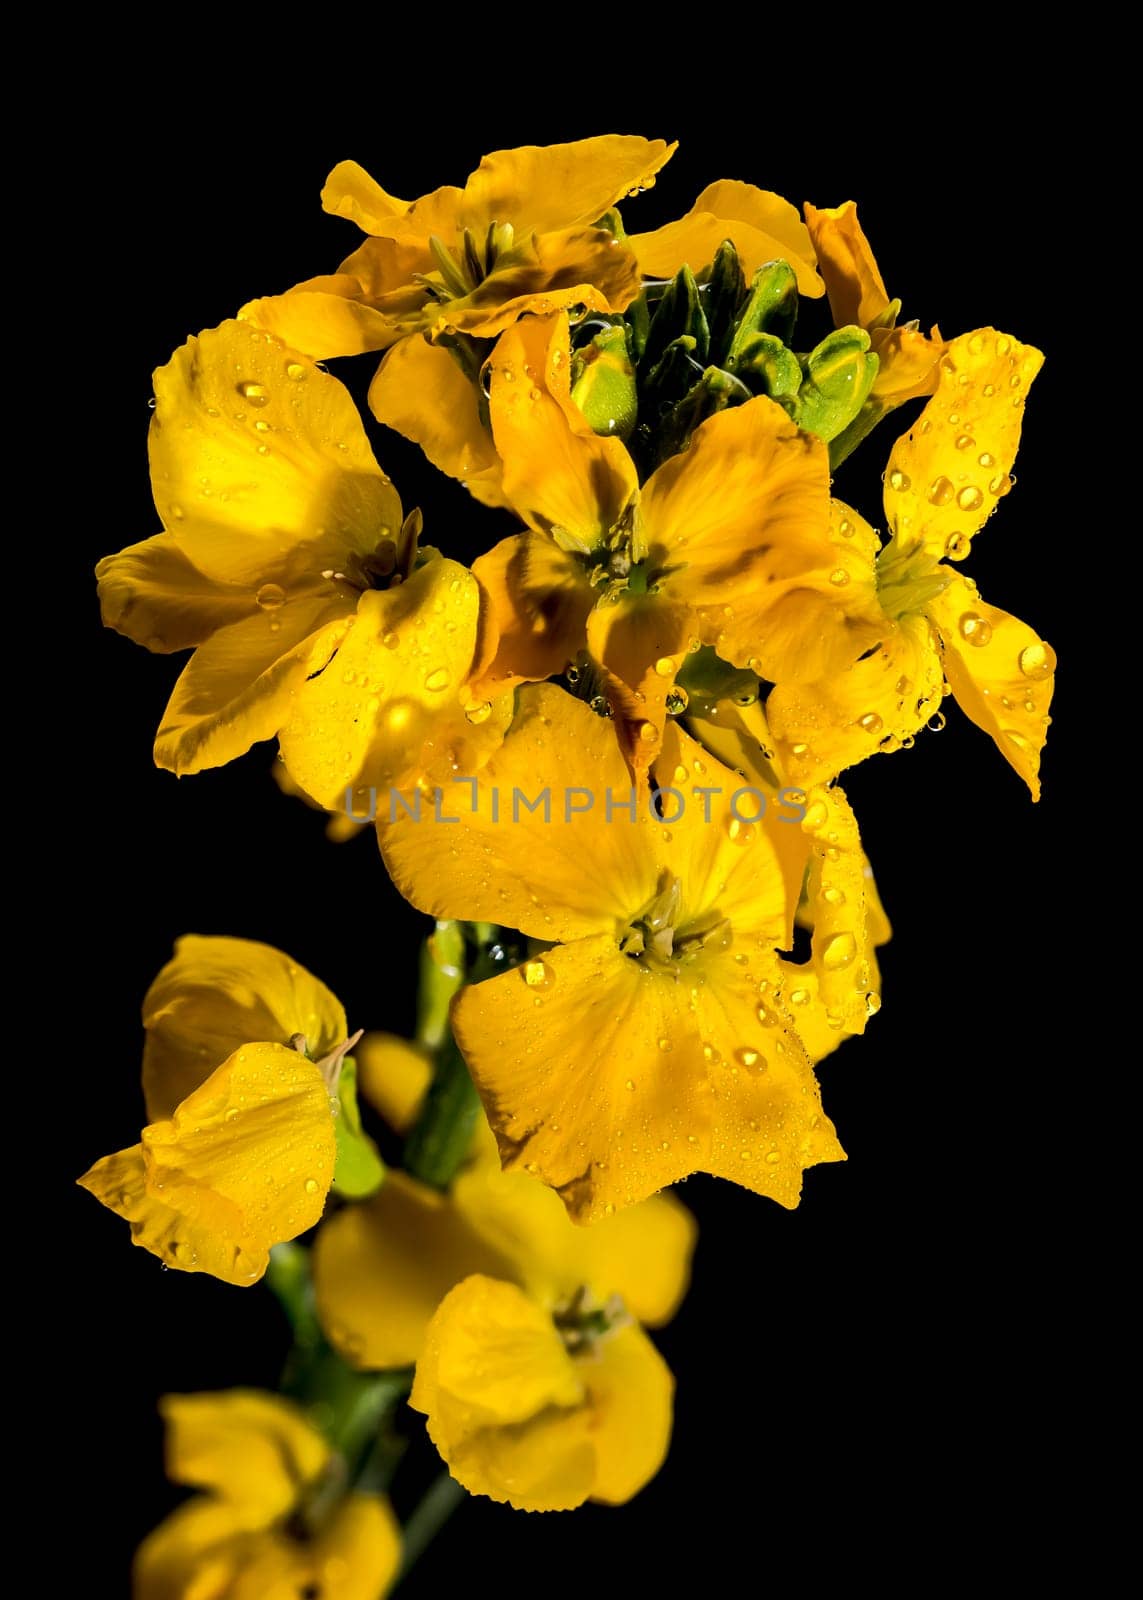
left=767, top=330, right=1055, bottom=798
left=630, top=179, right=823, bottom=296
left=378, top=682, right=845, bottom=1222
left=96, top=319, right=510, bottom=806
left=79, top=936, right=350, bottom=1284
left=134, top=1390, right=400, bottom=1600
left=314, top=1150, right=693, bottom=1509
left=804, top=201, right=946, bottom=405
left=239, top=136, right=675, bottom=360
left=470, top=312, right=883, bottom=766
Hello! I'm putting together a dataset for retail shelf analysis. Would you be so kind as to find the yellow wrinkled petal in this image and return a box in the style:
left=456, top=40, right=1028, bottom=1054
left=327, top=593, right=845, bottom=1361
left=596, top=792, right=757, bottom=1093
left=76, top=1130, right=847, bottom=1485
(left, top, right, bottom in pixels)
left=488, top=313, right=636, bottom=550
left=154, top=599, right=353, bottom=776
left=134, top=1498, right=252, bottom=1600
left=79, top=1043, right=336, bottom=1285
left=452, top=1163, right=695, bottom=1327
left=142, top=934, right=346, bottom=1121
left=160, top=1390, right=329, bottom=1520
left=585, top=591, right=694, bottom=769
left=277, top=556, right=512, bottom=810
left=313, top=1171, right=511, bottom=1369
left=884, top=328, right=1044, bottom=563
left=369, top=337, right=505, bottom=507
left=379, top=683, right=663, bottom=942
left=928, top=576, right=1055, bottom=800
left=803, top=200, right=890, bottom=330
left=767, top=611, right=943, bottom=787
left=458, top=135, right=676, bottom=234
left=238, top=285, right=405, bottom=360
left=470, top=534, right=596, bottom=696
left=577, top=1323, right=674, bottom=1505
left=632, top=178, right=822, bottom=295
left=148, top=320, right=403, bottom=586
left=640, top=398, right=881, bottom=680
left=96, top=535, right=258, bottom=654
left=322, top=159, right=461, bottom=238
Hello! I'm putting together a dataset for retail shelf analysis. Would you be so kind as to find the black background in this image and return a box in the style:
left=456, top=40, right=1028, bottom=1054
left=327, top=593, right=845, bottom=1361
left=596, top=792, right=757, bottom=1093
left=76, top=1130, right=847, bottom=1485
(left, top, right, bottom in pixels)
left=58, top=95, right=1083, bottom=1593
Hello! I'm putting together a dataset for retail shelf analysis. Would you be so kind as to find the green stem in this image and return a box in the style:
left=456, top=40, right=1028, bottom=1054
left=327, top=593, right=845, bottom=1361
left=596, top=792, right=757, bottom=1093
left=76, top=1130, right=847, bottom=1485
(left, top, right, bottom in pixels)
left=397, top=1473, right=467, bottom=1584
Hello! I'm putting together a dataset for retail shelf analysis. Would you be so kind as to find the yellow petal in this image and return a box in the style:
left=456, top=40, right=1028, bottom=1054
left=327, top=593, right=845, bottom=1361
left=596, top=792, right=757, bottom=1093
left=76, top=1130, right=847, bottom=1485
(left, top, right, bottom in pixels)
left=639, top=400, right=881, bottom=680
left=322, top=159, right=462, bottom=238
left=884, top=328, right=1044, bottom=563
left=313, top=1171, right=511, bottom=1369
left=453, top=936, right=839, bottom=1223
left=159, top=1389, right=329, bottom=1518
left=927, top=576, right=1055, bottom=799
left=803, top=200, right=891, bottom=330
left=470, top=534, right=596, bottom=695
left=79, top=1044, right=336, bottom=1285
left=767, top=611, right=944, bottom=787
left=429, top=228, right=640, bottom=339
left=871, top=325, right=946, bottom=406
left=369, top=337, right=505, bottom=508
left=411, top=1275, right=592, bottom=1511
left=133, top=1498, right=251, bottom=1600
left=354, top=1032, right=432, bottom=1135
left=277, top=556, right=512, bottom=810
left=142, top=934, right=347, bottom=1121
left=577, top=1323, right=674, bottom=1505
left=632, top=178, right=822, bottom=295
left=154, top=599, right=353, bottom=776
left=488, top=313, right=636, bottom=550
left=378, top=683, right=663, bottom=942
left=148, top=320, right=403, bottom=585
left=239, top=286, right=408, bottom=359
left=458, top=135, right=676, bottom=233
left=96, top=535, right=258, bottom=653
left=452, top=1163, right=696, bottom=1327
left=585, top=591, right=695, bottom=768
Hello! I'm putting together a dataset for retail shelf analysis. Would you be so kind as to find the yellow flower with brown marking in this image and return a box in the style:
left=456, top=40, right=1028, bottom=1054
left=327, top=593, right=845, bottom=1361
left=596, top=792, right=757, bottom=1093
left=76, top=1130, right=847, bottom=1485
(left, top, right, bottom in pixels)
left=96, top=320, right=510, bottom=808
left=379, top=683, right=845, bottom=1222
left=768, top=329, right=1055, bottom=798
left=78, top=937, right=352, bottom=1285
left=134, top=1391, right=400, bottom=1599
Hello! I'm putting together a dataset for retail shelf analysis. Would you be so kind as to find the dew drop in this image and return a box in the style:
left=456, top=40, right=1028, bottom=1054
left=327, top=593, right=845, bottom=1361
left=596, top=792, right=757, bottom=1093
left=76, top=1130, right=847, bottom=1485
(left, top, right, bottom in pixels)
left=829, top=568, right=850, bottom=587
left=958, top=612, right=992, bottom=647
left=522, top=959, right=553, bottom=990
left=956, top=485, right=984, bottom=512
left=927, top=476, right=955, bottom=507
left=955, top=434, right=975, bottom=451
left=636, top=720, right=658, bottom=744
left=859, top=712, right=883, bottom=735
left=888, top=468, right=910, bottom=491
left=790, top=988, right=810, bottom=1006
left=304, top=1178, right=319, bottom=1194
left=237, top=381, right=269, bottom=406
left=945, top=532, right=972, bottom=560
left=822, top=932, right=857, bottom=970
left=665, top=687, right=689, bottom=715
left=1018, top=641, right=1055, bottom=680
left=286, top=362, right=307, bottom=381
left=465, top=701, right=493, bottom=725
left=383, top=631, right=400, bottom=649
left=256, top=582, right=286, bottom=611
left=654, top=656, right=676, bottom=676
left=424, top=667, right=451, bottom=691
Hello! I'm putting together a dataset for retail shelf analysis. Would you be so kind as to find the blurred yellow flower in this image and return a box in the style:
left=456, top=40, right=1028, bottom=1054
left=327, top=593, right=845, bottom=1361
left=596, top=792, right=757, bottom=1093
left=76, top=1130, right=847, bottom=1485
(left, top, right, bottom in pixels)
left=134, top=1391, right=400, bottom=1599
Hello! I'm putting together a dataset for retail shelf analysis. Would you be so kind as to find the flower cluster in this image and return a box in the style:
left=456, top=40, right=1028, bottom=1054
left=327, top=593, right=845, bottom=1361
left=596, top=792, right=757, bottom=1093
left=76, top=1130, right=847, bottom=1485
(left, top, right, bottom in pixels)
left=84, top=136, right=1053, bottom=1595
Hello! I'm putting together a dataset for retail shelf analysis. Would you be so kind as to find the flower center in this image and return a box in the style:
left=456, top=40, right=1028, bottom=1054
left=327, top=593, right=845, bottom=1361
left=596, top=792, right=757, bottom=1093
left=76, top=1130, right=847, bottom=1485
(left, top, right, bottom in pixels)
left=321, top=510, right=423, bottom=595
left=422, top=224, right=519, bottom=303
left=620, top=871, right=731, bottom=971
left=553, top=1286, right=630, bottom=1354
left=876, top=538, right=954, bottom=620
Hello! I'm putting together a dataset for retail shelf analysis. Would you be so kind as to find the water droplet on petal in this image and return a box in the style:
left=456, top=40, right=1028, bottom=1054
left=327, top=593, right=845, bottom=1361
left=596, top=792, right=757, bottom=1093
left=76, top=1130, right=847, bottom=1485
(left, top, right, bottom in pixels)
left=958, top=612, right=993, bottom=647
left=1018, top=641, right=1055, bottom=680
left=822, top=932, right=857, bottom=970
left=888, top=468, right=910, bottom=492
left=927, top=476, right=955, bottom=507
left=237, top=381, right=269, bottom=406
left=522, top=959, right=553, bottom=990
left=829, top=568, right=850, bottom=587
left=424, top=667, right=451, bottom=692
left=256, top=582, right=286, bottom=611
left=859, top=712, right=883, bottom=735
left=304, top=1178, right=319, bottom=1194
left=956, top=486, right=983, bottom=512
left=465, top=701, right=493, bottom=725
left=286, top=362, right=307, bottom=381
left=945, top=532, right=972, bottom=559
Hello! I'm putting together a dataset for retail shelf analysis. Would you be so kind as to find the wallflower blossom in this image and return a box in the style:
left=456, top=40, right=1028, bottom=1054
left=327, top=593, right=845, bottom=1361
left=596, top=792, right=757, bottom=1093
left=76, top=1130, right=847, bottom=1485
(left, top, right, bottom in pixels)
left=96, top=320, right=510, bottom=808
left=134, top=1391, right=400, bottom=1599
left=767, top=329, right=1055, bottom=797
left=379, top=683, right=845, bottom=1221
left=629, top=178, right=823, bottom=296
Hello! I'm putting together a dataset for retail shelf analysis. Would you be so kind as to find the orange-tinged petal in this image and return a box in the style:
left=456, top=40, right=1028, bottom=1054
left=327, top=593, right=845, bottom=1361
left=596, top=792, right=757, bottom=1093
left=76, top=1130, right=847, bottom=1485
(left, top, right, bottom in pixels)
left=631, top=177, right=822, bottom=295
left=276, top=556, right=512, bottom=810
left=154, top=599, right=353, bottom=776
left=585, top=591, right=694, bottom=767
left=79, top=1044, right=336, bottom=1285
left=322, top=159, right=463, bottom=239
left=133, top=1499, right=251, bottom=1600
left=453, top=935, right=838, bottom=1223
left=354, top=1032, right=433, bottom=1136
left=457, top=135, right=676, bottom=234
left=378, top=683, right=663, bottom=942
left=238, top=286, right=407, bottom=359
left=470, top=534, right=596, bottom=695
left=142, top=934, right=347, bottom=1121
left=803, top=200, right=891, bottom=330
left=96, top=535, right=258, bottom=653
left=927, top=576, right=1055, bottom=800
left=160, top=1390, right=329, bottom=1519
left=369, top=337, right=505, bottom=508
left=767, top=611, right=944, bottom=787
left=884, top=328, right=1044, bottom=562
left=313, top=1171, right=511, bottom=1369
left=871, top=325, right=946, bottom=405
left=638, top=402, right=881, bottom=680
left=148, top=321, right=403, bottom=586
left=452, top=1163, right=695, bottom=1327
left=488, top=314, right=636, bottom=550
left=428, top=228, right=640, bottom=339
left=226, top=1497, right=402, bottom=1600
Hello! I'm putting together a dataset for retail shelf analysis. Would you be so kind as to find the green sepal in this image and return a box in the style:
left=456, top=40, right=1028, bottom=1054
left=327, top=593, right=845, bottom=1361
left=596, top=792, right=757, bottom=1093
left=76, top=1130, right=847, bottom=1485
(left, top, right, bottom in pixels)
left=570, top=325, right=638, bottom=439
left=793, top=327, right=879, bottom=443
left=594, top=206, right=628, bottom=243
left=726, top=331, right=802, bottom=401
left=641, top=264, right=710, bottom=375
left=626, top=292, right=651, bottom=363
left=726, top=260, right=798, bottom=359
left=331, top=1056, right=385, bottom=1200
left=657, top=366, right=753, bottom=460
left=640, top=334, right=704, bottom=418
left=701, top=240, right=747, bottom=365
